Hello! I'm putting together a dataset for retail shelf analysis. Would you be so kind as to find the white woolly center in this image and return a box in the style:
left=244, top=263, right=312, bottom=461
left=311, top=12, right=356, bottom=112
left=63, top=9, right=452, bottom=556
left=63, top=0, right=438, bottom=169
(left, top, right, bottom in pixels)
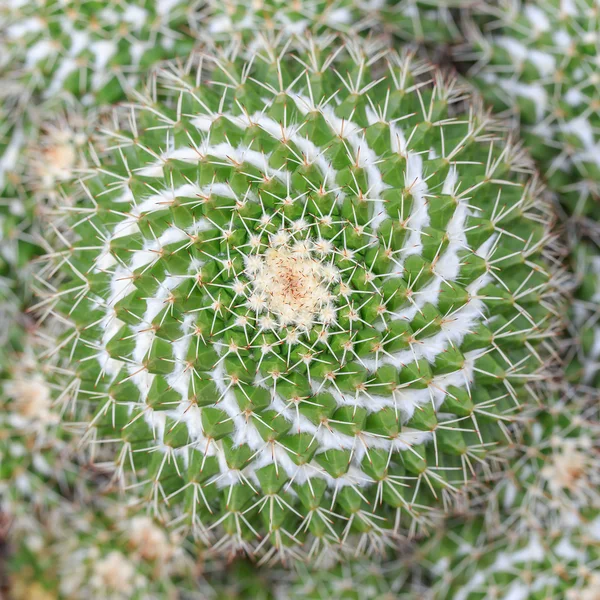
left=126, top=516, right=173, bottom=562
left=6, top=378, right=56, bottom=426
left=542, top=439, right=590, bottom=496
left=246, top=244, right=338, bottom=329
left=92, top=551, right=136, bottom=593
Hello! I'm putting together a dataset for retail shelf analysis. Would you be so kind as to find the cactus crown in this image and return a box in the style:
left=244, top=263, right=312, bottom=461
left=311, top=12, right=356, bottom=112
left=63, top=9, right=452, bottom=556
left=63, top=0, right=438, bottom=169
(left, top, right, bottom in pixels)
left=38, top=35, right=558, bottom=560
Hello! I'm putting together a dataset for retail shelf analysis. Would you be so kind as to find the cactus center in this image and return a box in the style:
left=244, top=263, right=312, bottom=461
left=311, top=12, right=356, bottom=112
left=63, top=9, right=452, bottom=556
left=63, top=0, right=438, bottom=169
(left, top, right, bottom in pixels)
left=246, top=240, right=338, bottom=330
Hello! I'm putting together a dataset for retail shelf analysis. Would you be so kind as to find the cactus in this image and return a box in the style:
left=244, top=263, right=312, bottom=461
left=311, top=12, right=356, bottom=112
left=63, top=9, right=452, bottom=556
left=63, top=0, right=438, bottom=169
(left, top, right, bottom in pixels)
left=0, top=118, right=34, bottom=279
left=459, top=0, right=600, bottom=233
left=6, top=500, right=199, bottom=600
left=565, top=242, right=600, bottom=393
left=0, top=325, right=85, bottom=514
left=204, top=0, right=470, bottom=47
left=423, top=511, right=600, bottom=600
left=273, top=556, right=425, bottom=599
left=0, top=0, right=201, bottom=110
left=487, top=396, right=600, bottom=526
left=0, top=326, right=198, bottom=599
left=419, top=381, right=599, bottom=599
left=32, top=33, right=563, bottom=561
left=0, top=0, right=196, bottom=343
left=1, top=0, right=596, bottom=595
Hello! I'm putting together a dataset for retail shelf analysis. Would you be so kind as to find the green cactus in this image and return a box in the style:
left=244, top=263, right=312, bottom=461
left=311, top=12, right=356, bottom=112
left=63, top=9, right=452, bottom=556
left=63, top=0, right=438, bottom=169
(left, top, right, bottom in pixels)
left=565, top=242, right=600, bottom=392
left=0, top=325, right=86, bottom=514
left=0, top=118, right=34, bottom=278
left=0, top=0, right=201, bottom=109
left=0, top=325, right=198, bottom=599
left=273, top=556, right=425, bottom=599
left=0, top=107, right=96, bottom=396
left=0, top=0, right=598, bottom=597
left=459, top=0, right=600, bottom=231
left=0, top=0, right=201, bottom=344
left=6, top=500, right=199, bottom=600
left=423, top=512, right=600, bottom=600
left=203, top=0, right=470, bottom=46
left=487, top=397, right=600, bottom=526
left=33, top=34, right=562, bottom=560
left=1, top=108, right=92, bottom=258
left=419, top=384, right=599, bottom=598
left=200, top=558, right=276, bottom=599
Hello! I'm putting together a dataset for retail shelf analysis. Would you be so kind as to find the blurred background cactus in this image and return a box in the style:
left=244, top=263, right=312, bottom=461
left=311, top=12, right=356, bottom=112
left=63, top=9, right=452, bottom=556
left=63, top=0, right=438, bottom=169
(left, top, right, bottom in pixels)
left=0, top=0, right=598, bottom=597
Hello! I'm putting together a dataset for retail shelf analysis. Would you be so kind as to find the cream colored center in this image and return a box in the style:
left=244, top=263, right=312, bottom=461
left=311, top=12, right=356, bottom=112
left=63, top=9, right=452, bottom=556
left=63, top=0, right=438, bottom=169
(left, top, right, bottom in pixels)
left=8, top=379, right=53, bottom=421
left=248, top=246, right=336, bottom=329
left=542, top=441, right=588, bottom=494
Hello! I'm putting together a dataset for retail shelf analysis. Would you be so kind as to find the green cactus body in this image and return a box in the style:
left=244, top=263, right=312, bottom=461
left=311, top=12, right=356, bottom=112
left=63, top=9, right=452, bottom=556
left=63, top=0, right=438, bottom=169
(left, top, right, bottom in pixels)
left=0, top=0, right=195, bottom=333
left=37, top=35, right=558, bottom=559
left=205, top=0, right=470, bottom=46
left=0, top=328, right=83, bottom=513
left=461, top=0, right=600, bottom=227
left=205, top=0, right=372, bottom=37
left=0, top=0, right=200, bottom=109
left=7, top=501, right=198, bottom=600
left=273, top=557, right=424, bottom=599
left=1, top=109, right=91, bottom=253
left=0, top=106, right=95, bottom=363
left=488, top=398, right=600, bottom=527
left=0, top=119, right=31, bottom=276
left=565, top=242, right=600, bottom=391
left=424, top=514, right=600, bottom=600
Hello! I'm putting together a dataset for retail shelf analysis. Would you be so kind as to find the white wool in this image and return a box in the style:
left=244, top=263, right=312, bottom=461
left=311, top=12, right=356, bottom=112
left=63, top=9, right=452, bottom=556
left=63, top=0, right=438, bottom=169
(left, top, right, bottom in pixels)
left=496, top=37, right=555, bottom=78
left=524, top=5, right=551, bottom=32
left=90, top=40, right=117, bottom=91
left=553, top=29, right=573, bottom=48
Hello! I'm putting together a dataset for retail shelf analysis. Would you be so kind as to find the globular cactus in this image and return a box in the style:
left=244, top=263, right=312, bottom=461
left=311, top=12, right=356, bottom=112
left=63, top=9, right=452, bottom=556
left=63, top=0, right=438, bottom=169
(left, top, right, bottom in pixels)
left=0, top=0, right=201, bottom=109
left=420, top=387, right=599, bottom=599
left=0, top=0, right=598, bottom=598
left=0, top=107, right=93, bottom=393
left=0, top=327, right=84, bottom=513
left=20, top=111, right=91, bottom=208
left=423, top=512, right=600, bottom=600
left=0, top=0, right=193, bottom=334
left=6, top=500, right=198, bottom=600
left=565, top=242, right=600, bottom=393
left=204, top=0, right=470, bottom=47
left=273, top=555, right=426, bottom=599
left=0, top=327, right=197, bottom=599
left=1, top=108, right=91, bottom=262
left=488, top=396, right=600, bottom=525
left=35, top=34, right=562, bottom=561
left=458, top=0, right=600, bottom=232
